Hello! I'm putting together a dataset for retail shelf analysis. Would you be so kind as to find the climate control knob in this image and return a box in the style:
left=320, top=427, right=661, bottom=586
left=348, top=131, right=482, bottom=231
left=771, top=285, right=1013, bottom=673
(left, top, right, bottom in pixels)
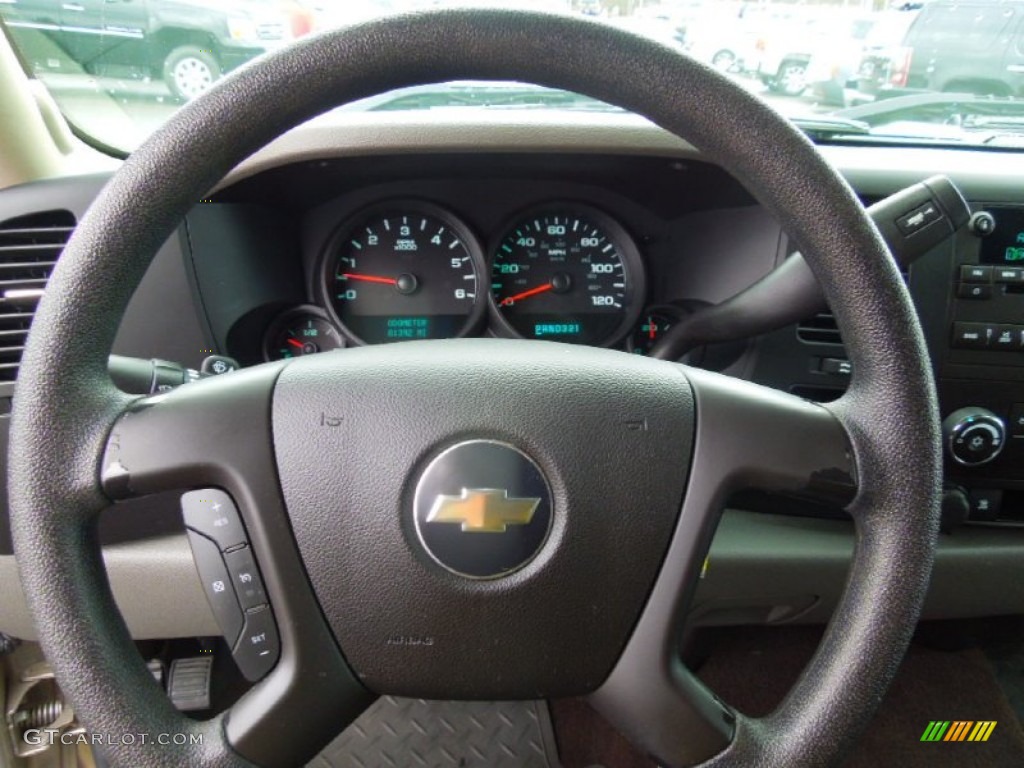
left=942, top=407, right=1006, bottom=467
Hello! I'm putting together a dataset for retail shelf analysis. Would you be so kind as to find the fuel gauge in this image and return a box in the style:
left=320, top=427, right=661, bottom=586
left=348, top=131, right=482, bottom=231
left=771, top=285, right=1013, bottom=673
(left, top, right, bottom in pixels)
left=265, top=308, right=344, bottom=361
left=629, top=307, right=680, bottom=356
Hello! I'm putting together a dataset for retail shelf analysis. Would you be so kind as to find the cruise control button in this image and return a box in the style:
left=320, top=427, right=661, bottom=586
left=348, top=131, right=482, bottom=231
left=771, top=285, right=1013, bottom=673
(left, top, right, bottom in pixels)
left=224, top=546, right=268, bottom=611
left=957, top=283, right=993, bottom=299
left=960, top=265, right=992, bottom=283
left=181, top=489, right=247, bottom=551
left=994, top=267, right=1024, bottom=284
left=186, top=531, right=243, bottom=646
left=233, top=606, right=280, bottom=682
left=951, top=322, right=993, bottom=348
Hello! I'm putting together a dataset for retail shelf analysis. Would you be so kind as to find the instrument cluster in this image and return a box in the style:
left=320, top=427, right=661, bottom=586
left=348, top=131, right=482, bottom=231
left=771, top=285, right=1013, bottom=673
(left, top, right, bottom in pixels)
left=263, top=199, right=657, bottom=360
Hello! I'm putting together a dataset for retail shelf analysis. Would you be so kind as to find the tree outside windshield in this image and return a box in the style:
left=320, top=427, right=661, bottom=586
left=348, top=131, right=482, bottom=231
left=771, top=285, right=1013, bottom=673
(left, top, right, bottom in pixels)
left=2, top=0, right=1021, bottom=152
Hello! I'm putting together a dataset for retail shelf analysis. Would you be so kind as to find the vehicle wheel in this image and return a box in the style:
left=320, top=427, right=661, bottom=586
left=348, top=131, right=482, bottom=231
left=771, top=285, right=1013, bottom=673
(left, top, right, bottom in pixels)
left=710, top=49, right=736, bottom=72
left=773, top=59, right=808, bottom=96
left=10, top=11, right=941, bottom=768
left=163, top=45, right=221, bottom=100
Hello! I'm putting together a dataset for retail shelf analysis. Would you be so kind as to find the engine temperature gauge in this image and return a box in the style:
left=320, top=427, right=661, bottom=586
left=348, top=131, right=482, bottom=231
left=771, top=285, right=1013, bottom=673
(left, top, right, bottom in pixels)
left=265, top=308, right=344, bottom=361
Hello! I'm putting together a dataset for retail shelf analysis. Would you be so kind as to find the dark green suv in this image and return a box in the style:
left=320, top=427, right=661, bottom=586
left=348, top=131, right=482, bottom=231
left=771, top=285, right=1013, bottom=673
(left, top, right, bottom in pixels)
left=0, top=0, right=300, bottom=100
left=860, top=0, right=1024, bottom=97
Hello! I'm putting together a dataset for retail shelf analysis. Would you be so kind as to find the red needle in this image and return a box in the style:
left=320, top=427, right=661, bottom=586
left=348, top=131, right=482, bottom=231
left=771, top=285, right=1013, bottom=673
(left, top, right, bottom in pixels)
left=499, top=282, right=553, bottom=307
left=341, top=272, right=398, bottom=286
left=286, top=338, right=304, bottom=349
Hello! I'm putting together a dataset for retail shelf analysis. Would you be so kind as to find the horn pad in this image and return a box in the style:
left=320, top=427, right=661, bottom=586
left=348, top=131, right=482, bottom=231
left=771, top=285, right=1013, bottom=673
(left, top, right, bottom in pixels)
left=272, top=339, right=695, bottom=698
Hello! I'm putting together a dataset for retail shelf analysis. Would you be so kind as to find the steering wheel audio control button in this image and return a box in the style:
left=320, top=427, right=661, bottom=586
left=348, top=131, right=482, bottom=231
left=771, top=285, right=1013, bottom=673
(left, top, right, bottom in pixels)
left=186, top=531, right=243, bottom=647
left=232, top=606, right=280, bottom=682
left=181, top=489, right=247, bottom=551
left=224, top=546, right=269, bottom=611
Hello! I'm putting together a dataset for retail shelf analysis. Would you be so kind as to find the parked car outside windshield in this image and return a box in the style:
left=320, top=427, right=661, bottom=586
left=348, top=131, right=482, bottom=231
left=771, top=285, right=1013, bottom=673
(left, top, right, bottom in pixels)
left=3, top=0, right=1024, bottom=151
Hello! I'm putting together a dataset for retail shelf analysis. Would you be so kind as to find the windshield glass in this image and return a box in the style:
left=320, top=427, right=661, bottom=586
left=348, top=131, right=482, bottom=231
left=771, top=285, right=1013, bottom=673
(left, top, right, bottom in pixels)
left=2, top=0, right=1022, bottom=153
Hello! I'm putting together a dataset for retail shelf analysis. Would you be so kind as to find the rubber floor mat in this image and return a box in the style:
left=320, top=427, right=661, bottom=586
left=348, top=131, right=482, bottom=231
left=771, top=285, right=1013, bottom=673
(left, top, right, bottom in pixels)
left=697, top=625, right=1024, bottom=768
left=310, top=697, right=560, bottom=768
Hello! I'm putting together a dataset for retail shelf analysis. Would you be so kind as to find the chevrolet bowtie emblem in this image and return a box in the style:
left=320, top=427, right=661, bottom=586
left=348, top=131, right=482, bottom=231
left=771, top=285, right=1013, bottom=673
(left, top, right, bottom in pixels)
left=427, top=488, right=541, bottom=533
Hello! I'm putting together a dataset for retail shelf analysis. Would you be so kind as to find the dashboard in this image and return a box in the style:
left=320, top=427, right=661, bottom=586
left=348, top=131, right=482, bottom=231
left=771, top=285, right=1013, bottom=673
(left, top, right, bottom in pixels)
left=1, top=112, right=1024, bottom=639
left=197, top=151, right=768, bottom=372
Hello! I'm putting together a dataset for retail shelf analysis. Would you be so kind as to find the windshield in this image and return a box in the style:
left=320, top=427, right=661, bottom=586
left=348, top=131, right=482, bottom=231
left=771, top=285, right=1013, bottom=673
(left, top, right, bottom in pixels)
left=2, top=0, right=1022, bottom=153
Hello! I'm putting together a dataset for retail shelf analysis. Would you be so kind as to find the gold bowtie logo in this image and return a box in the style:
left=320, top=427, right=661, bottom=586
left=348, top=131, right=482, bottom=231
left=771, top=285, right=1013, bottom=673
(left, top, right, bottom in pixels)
left=426, top=488, right=541, bottom=533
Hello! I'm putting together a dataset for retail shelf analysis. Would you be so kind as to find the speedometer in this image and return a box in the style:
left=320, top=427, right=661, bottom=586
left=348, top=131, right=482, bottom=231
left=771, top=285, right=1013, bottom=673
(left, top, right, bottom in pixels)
left=322, top=202, right=486, bottom=345
left=490, top=205, right=644, bottom=346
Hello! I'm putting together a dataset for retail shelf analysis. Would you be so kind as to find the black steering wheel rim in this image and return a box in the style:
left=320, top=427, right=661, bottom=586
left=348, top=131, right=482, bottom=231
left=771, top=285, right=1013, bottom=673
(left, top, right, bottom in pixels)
left=8, top=9, right=940, bottom=768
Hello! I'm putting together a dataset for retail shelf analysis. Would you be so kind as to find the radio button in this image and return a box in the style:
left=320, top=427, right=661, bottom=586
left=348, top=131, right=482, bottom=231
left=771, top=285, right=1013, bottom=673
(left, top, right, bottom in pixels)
left=952, top=323, right=993, bottom=348
left=960, top=265, right=992, bottom=283
left=1010, top=404, right=1024, bottom=438
left=994, top=267, right=1024, bottom=284
left=957, top=283, right=993, bottom=299
left=994, top=325, right=1024, bottom=349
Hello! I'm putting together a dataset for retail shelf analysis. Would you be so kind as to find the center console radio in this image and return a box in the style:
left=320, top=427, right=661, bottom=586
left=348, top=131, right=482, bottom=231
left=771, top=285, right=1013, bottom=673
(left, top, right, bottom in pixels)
left=937, top=205, right=1024, bottom=525
left=751, top=202, right=1024, bottom=528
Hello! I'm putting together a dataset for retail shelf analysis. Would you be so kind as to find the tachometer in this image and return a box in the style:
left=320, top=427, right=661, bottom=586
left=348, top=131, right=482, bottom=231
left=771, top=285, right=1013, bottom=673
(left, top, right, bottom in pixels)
left=323, top=202, right=486, bottom=344
left=490, top=205, right=644, bottom=346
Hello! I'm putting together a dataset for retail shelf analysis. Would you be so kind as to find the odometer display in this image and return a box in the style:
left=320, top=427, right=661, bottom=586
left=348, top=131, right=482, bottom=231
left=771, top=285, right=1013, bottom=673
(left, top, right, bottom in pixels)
left=323, top=203, right=485, bottom=345
left=490, top=206, right=644, bottom=346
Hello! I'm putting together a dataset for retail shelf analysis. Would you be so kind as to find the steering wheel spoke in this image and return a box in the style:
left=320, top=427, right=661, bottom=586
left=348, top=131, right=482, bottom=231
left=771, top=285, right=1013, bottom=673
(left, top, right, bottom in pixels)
left=94, top=364, right=373, bottom=766
left=591, top=369, right=857, bottom=767
left=100, top=363, right=286, bottom=501
left=683, top=368, right=858, bottom=508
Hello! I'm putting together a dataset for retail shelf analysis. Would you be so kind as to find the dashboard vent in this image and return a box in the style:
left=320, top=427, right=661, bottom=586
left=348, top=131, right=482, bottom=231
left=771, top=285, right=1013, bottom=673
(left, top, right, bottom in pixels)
left=795, top=270, right=907, bottom=347
left=796, top=312, right=842, bottom=345
left=0, top=210, right=75, bottom=382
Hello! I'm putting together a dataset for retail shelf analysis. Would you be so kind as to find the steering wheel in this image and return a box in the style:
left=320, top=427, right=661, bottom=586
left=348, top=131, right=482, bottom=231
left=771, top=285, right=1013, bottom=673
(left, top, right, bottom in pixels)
left=9, top=10, right=941, bottom=768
